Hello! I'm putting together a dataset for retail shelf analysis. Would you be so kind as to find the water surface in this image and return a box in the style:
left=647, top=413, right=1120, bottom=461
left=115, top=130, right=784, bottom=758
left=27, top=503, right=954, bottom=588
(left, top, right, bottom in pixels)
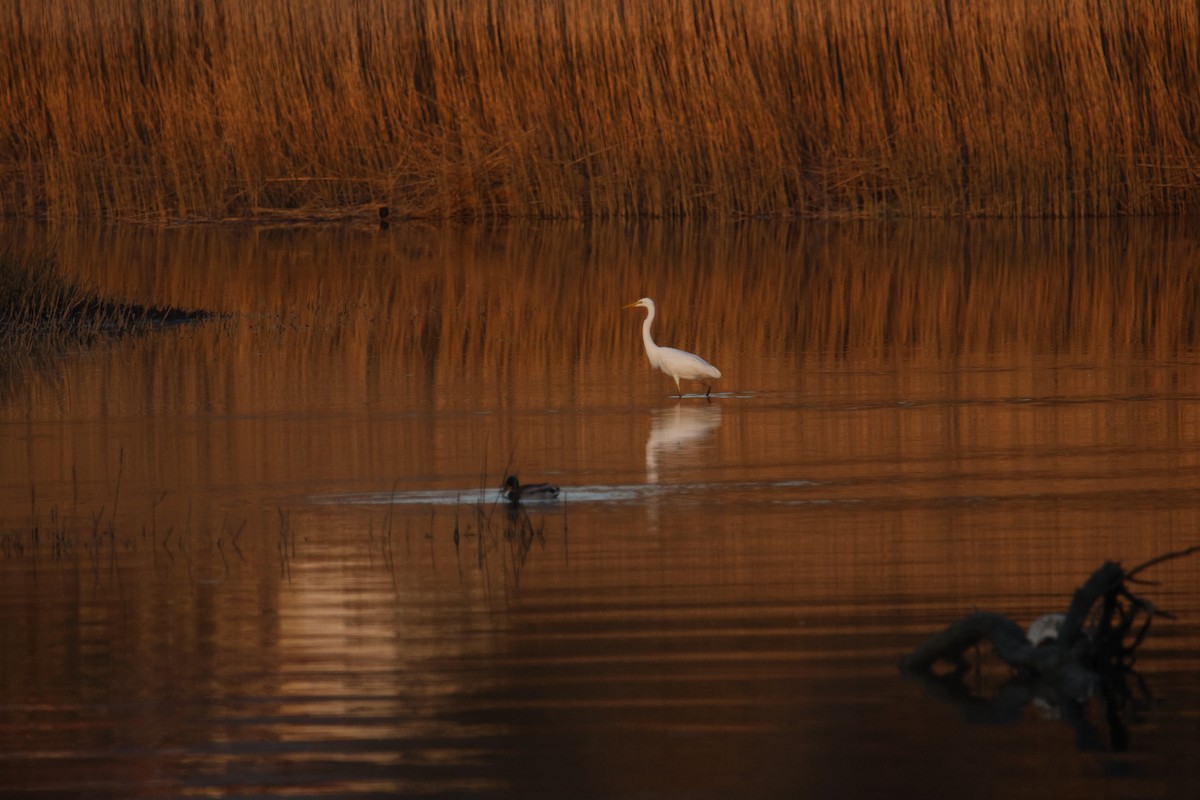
left=2, top=219, right=1200, bottom=798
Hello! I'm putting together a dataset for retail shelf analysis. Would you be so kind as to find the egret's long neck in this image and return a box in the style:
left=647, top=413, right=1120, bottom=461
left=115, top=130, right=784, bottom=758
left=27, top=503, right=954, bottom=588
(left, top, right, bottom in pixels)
left=641, top=305, right=658, bottom=356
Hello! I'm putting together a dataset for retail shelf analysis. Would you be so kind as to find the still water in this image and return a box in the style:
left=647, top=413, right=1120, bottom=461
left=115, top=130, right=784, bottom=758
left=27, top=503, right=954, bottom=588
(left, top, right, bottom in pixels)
left=2, top=220, right=1200, bottom=798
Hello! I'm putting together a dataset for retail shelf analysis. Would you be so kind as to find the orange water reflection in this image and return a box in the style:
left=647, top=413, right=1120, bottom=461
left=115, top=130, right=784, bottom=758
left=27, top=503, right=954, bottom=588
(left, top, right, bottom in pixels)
left=2, top=219, right=1200, bottom=797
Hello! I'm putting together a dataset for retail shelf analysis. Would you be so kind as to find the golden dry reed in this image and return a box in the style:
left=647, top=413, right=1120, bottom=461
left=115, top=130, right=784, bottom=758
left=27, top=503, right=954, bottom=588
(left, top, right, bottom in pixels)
left=3, top=0, right=1200, bottom=221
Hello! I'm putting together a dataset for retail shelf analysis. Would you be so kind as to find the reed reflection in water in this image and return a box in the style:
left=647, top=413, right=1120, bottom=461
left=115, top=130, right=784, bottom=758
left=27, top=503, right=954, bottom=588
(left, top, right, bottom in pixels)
left=2, top=219, right=1200, bottom=798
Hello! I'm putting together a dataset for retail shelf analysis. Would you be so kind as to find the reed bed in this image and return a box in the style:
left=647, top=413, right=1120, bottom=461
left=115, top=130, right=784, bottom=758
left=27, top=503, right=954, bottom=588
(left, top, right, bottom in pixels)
left=3, top=0, right=1199, bottom=221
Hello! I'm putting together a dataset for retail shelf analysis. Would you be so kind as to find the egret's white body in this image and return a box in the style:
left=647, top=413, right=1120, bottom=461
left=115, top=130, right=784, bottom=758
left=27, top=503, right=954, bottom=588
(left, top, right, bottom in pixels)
left=624, top=297, right=721, bottom=397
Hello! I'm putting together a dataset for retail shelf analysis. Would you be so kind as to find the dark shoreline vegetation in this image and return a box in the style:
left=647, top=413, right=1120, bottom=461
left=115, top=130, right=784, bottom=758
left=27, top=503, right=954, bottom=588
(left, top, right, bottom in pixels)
left=3, top=1, right=1200, bottom=222
left=0, top=250, right=212, bottom=385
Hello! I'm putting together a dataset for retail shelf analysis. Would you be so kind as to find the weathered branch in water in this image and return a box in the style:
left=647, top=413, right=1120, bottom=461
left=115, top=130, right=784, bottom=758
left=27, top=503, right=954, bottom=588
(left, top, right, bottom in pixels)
left=901, top=548, right=1200, bottom=703
left=1057, top=560, right=1123, bottom=648
left=900, top=610, right=1096, bottom=697
left=900, top=612, right=1031, bottom=671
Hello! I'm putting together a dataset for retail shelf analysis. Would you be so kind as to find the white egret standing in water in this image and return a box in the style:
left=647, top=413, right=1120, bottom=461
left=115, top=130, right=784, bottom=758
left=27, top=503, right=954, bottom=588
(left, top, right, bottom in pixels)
left=624, top=297, right=721, bottom=397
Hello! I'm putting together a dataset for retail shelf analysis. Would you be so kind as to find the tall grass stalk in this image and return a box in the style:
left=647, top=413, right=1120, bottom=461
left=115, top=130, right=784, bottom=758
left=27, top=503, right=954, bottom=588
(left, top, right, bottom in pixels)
left=3, top=0, right=1199, bottom=221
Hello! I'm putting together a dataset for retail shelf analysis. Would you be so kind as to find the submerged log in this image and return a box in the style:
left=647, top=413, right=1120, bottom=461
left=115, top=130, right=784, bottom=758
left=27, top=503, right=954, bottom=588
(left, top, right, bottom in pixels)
left=900, top=547, right=1200, bottom=751
left=901, top=549, right=1198, bottom=703
left=901, top=609, right=1096, bottom=698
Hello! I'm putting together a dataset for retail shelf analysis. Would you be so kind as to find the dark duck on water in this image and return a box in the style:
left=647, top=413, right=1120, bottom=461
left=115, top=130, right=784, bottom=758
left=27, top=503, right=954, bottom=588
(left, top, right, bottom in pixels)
left=501, top=475, right=560, bottom=505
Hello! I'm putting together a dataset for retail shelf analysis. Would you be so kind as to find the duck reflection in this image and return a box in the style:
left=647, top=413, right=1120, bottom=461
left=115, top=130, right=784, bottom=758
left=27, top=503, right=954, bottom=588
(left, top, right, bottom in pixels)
left=646, top=404, right=722, bottom=483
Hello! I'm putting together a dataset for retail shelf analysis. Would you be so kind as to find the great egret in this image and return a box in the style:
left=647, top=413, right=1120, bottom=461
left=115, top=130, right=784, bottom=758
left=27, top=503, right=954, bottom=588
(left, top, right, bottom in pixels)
left=501, top=475, right=560, bottom=504
left=624, top=297, right=722, bottom=397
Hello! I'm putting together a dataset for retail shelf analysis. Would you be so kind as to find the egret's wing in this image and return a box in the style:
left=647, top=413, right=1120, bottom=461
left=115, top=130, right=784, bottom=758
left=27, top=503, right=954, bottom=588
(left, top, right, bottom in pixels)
left=659, top=347, right=721, bottom=380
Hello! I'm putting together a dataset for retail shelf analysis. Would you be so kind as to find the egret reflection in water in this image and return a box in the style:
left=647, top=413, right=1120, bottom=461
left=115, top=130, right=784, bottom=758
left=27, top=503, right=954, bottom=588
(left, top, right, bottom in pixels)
left=646, top=404, right=723, bottom=482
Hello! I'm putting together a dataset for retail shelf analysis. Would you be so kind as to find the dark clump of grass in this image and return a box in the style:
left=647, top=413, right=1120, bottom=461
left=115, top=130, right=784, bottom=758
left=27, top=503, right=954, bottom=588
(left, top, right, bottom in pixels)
left=1, top=249, right=212, bottom=342
left=0, top=247, right=214, bottom=391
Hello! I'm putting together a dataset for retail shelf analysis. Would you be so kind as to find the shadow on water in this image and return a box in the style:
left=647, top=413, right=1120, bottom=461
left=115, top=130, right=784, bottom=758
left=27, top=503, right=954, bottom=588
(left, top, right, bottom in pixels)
left=2, top=218, right=1200, bottom=798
